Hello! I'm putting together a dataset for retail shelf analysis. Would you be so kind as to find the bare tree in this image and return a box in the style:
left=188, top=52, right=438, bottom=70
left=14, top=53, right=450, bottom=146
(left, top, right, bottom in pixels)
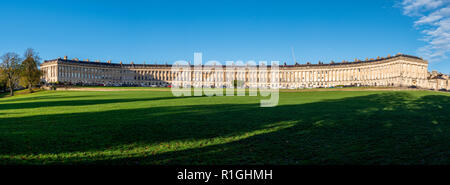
left=1, top=52, right=22, bottom=96
left=20, top=48, right=42, bottom=92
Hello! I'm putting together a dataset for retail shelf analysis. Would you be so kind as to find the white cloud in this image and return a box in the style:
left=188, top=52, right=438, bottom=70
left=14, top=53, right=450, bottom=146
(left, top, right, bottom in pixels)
left=402, top=0, right=446, bottom=16
left=415, top=7, right=450, bottom=25
left=401, top=0, right=450, bottom=62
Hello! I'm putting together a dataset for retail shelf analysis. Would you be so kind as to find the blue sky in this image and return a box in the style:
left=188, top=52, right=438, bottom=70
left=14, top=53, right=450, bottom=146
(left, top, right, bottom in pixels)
left=0, top=0, right=449, bottom=73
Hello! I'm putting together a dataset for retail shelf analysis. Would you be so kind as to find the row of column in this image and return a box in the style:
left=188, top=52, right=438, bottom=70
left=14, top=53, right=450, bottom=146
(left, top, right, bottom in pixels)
left=58, top=65, right=125, bottom=82
left=168, top=63, right=427, bottom=83
left=44, top=61, right=428, bottom=85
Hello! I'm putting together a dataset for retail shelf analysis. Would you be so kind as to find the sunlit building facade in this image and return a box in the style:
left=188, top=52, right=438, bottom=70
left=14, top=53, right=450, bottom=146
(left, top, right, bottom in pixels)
left=41, top=54, right=449, bottom=90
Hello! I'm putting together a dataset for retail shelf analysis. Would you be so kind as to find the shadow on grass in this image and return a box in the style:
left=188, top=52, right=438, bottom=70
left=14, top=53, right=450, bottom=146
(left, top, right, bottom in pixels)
left=0, top=94, right=104, bottom=104
left=0, top=92, right=449, bottom=164
left=0, top=95, right=197, bottom=110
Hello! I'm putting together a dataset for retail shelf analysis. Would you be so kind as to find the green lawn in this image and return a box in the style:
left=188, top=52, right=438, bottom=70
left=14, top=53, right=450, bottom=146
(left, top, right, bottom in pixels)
left=0, top=89, right=449, bottom=165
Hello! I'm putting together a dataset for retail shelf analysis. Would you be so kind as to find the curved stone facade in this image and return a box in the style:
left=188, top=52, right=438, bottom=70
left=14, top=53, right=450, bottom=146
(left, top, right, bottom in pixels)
left=41, top=54, right=449, bottom=90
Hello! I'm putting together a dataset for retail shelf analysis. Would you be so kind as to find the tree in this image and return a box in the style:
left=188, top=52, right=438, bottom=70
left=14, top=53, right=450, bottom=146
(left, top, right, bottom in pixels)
left=0, top=52, right=22, bottom=96
left=233, top=80, right=245, bottom=88
left=20, top=48, right=42, bottom=92
left=0, top=68, right=7, bottom=92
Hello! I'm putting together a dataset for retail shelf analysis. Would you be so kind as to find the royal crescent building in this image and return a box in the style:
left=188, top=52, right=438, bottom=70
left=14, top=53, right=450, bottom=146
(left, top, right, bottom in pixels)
left=41, top=54, right=449, bottom=90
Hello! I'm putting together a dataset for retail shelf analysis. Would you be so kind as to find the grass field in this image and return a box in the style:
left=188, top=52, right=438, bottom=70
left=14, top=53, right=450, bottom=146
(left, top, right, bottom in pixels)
left=0, top=88, right=449, bottom=165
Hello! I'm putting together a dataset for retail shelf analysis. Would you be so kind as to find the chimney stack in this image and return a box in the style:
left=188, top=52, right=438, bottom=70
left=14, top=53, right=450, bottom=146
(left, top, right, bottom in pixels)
left=64, top=56, right=68, bottom=60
